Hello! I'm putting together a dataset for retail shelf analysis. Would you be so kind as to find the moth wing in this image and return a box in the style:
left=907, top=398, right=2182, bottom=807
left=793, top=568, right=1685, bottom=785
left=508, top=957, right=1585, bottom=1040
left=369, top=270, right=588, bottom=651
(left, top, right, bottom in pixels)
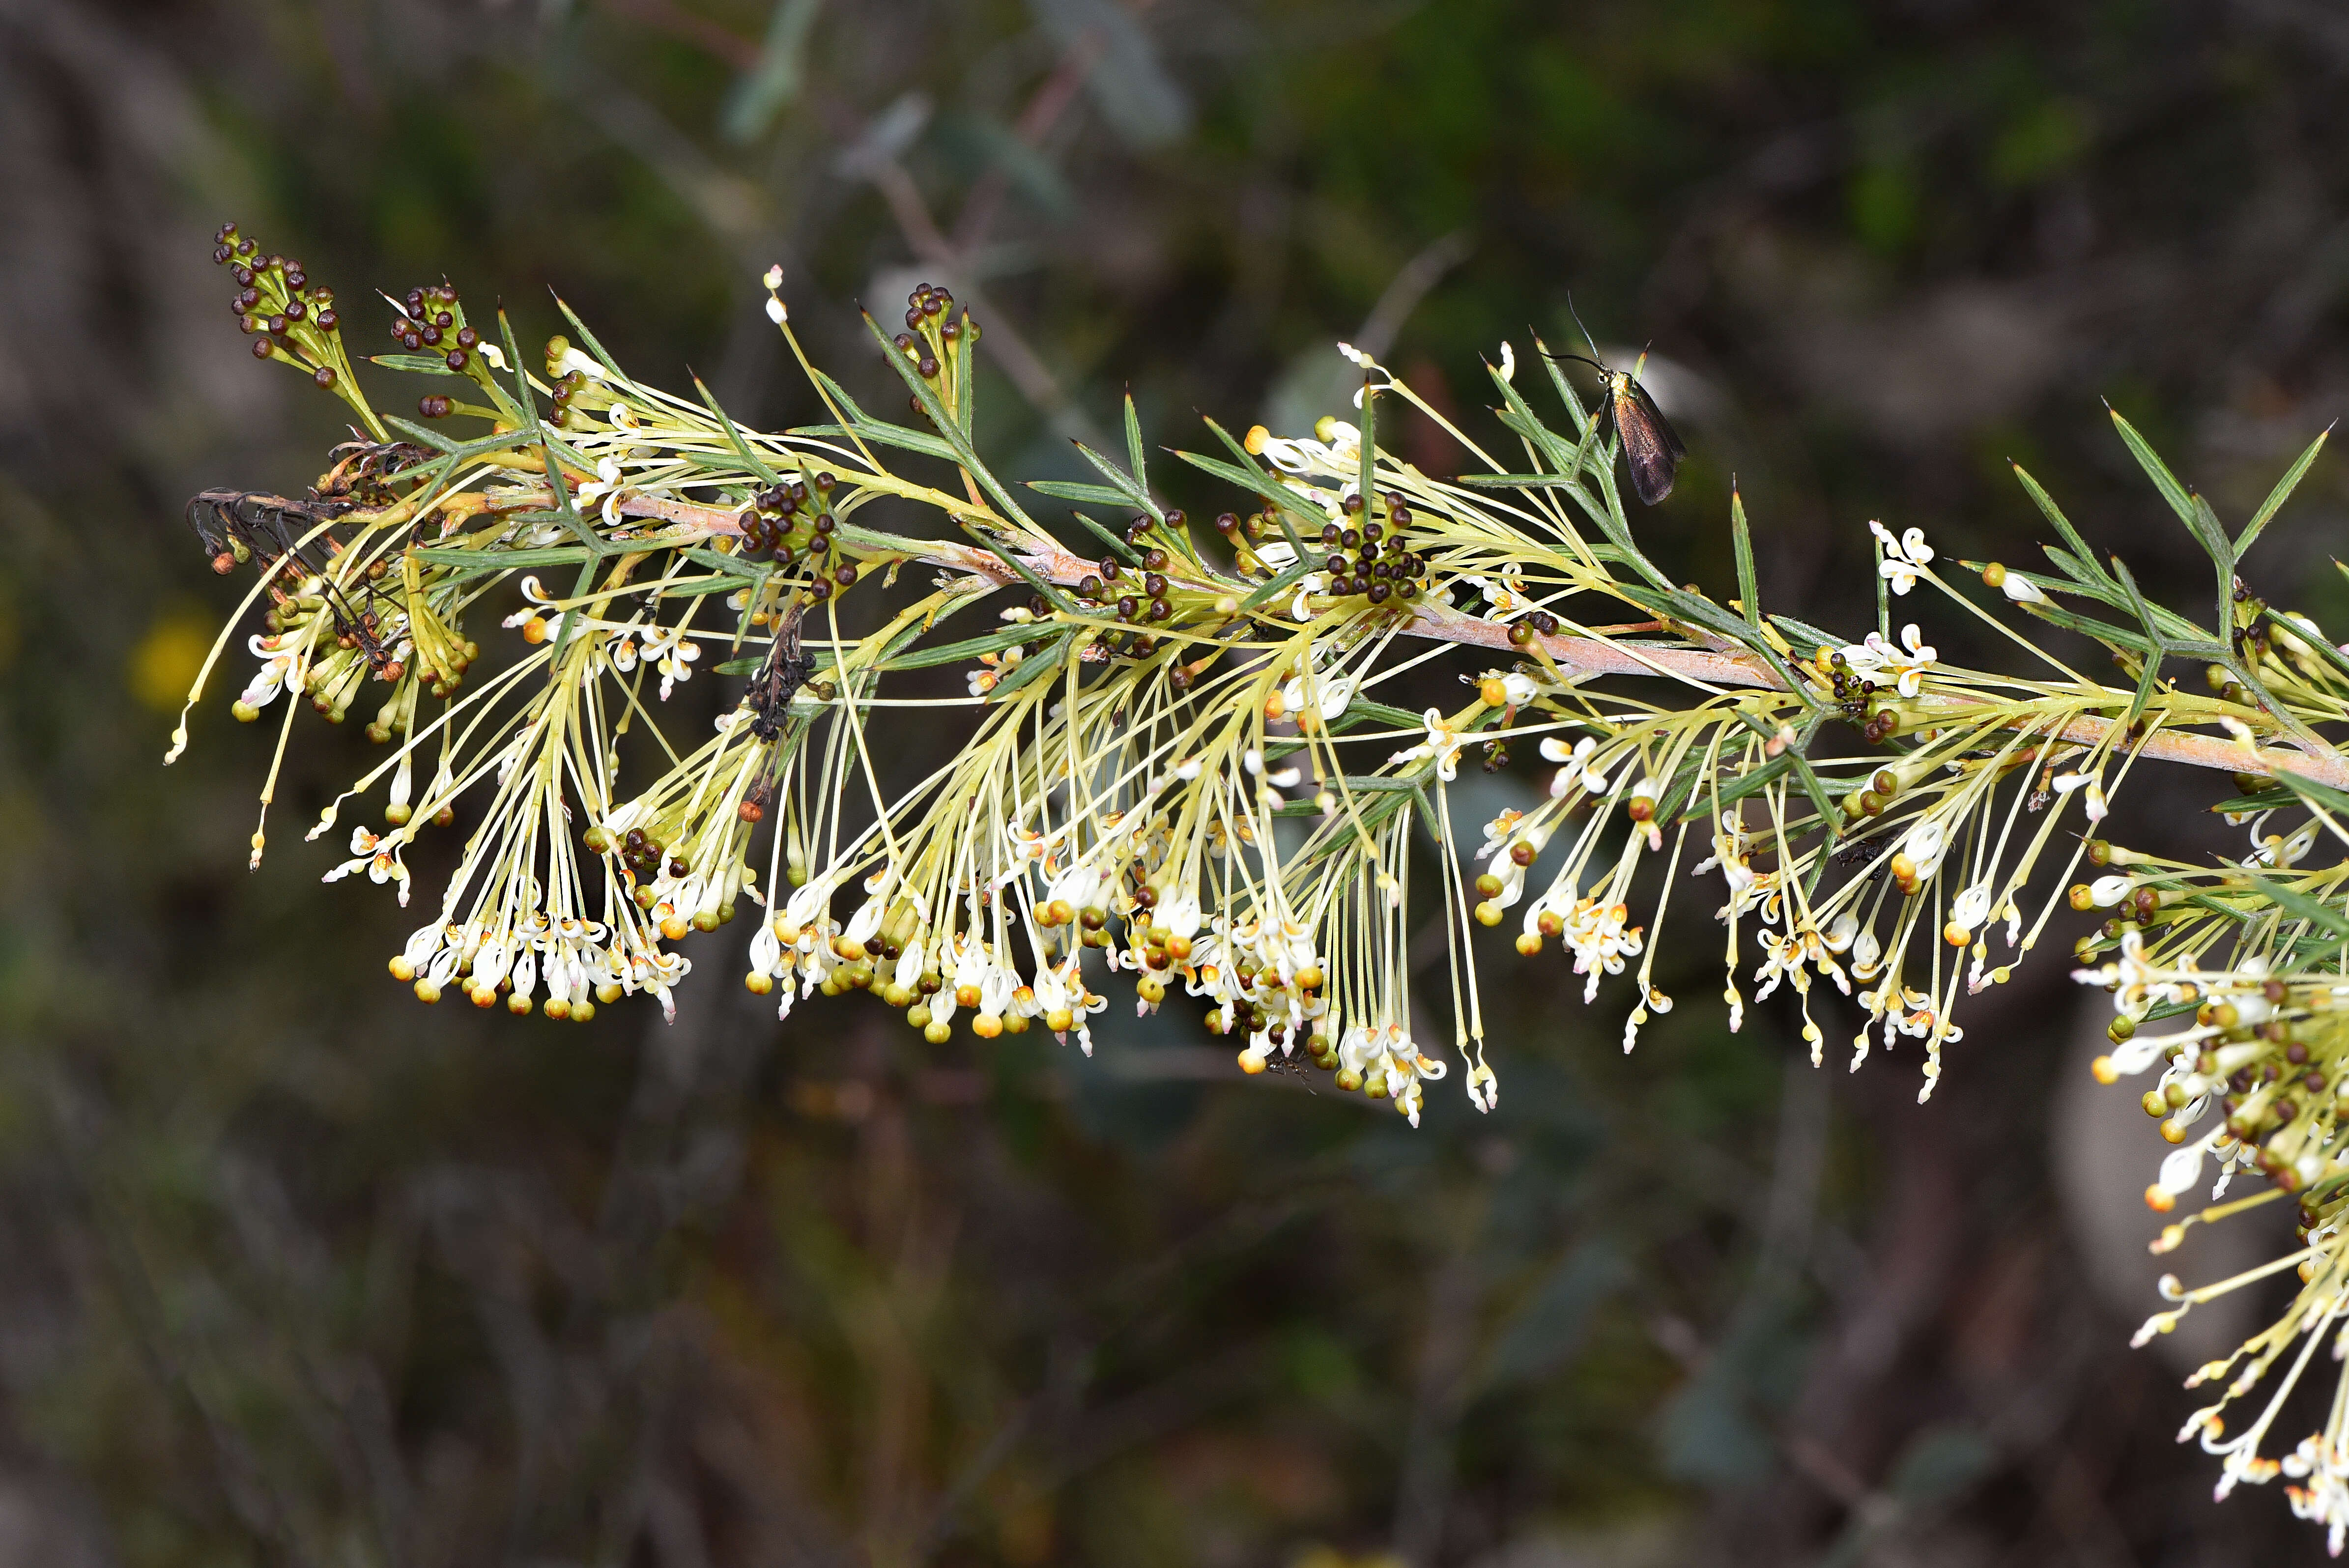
left=1630, top=378, right=1686, bottom=461
left=1614, top=379, right=1684, bottom=506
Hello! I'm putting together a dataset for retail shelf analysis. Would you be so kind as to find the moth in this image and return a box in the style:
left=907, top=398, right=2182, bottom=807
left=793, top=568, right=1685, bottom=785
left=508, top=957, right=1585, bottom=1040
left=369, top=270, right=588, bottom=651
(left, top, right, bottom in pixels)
left=1553, top=305, right=1687, bottom=506
left=1552, top=350, right=1686, bottom=506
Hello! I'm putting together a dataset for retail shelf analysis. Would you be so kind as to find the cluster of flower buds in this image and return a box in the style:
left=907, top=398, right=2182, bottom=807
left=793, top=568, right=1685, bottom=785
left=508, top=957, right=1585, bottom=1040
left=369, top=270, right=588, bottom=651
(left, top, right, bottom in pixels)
left=388, top=283, right=481, bottom=373
left=890, top=281, right=973, bottom=416
left=1314, top=491, right=1431, bottom=606
left=737, top=473, right=840, bottom=571
left=216, top=221, right=345, bottom=389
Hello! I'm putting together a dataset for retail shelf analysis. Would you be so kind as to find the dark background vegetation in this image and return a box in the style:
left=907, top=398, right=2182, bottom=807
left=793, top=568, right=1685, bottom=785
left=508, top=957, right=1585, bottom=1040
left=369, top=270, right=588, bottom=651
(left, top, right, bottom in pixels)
left=5, top=0, right=2349, bottom=1563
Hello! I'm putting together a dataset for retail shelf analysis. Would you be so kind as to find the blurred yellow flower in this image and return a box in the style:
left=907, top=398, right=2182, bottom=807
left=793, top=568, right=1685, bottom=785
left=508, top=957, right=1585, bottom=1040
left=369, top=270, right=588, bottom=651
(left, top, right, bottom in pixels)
left=129, top=610, right=214, bottom=713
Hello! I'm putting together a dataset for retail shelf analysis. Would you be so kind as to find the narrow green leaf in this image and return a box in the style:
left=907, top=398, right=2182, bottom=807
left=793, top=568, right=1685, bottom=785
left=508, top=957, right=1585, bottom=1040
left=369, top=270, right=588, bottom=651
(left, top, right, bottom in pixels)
left=2106, top=405, right=2198, bottom=529
left=693, top=374, right=780, bottom=484
left=2023, top=601, right=2156, bottom=654
left=368, top=353, right=468, bottom=376
left=952, top=304, right=976, bottom=433
left=380, top=417, right=523, bottom=458
left=1239, top=555, right=1316, bottom=613
left=552, top=295, right=637, bottom=388
left=808, top=368, right=871, bottom=427
left=2209, top=789, right=2298, bottom=814
left=660, top=574, right=759, bottom=600
left=1123, top=392, right=1148, bottom=495
left=1731, top=487, right=1759, bottom=629
left=882, top=624, right=1055, bottom=672
left=1457, top=472, right=1587, bottom=489
left=1529, top=332, right=1593, bottom=431
left=680, top=544, right=760, bottom=579
left=988, top=630, right=1072, bottom=696
left=2010, top=463, right=2117, bottom=589
left=1194, top=417, right=1325, bottom=538
left=1680, top=754, right=1792, bottom=822
left=1060, top=508, right=1144, bottom=565
left=2106, top=556, right=2170, bottom=730
left=410, top=545, right=590, bottom=571
left=1069, top=438, right=1160, bottom=517
left=2236, top=425, right=2332, bottom=561
left=491, top=309, right=540, bottom=436
left=1339, top=697, right=1424, bottom=731
left=1769, top=614, right=1845, bottom=656
left=791, top=420, right=961, bottom=464
left=1027, top=480, right=1138, bottom=508
left=2243, top=873, right=2349, bottom=952
left=2263, top=606, right=2349, bottom=683
left=2188, top=493, right=2234, bottom=574
left=2274, top=768, right=2349, bottom=822
left=716, top=646, right=843, bottom=677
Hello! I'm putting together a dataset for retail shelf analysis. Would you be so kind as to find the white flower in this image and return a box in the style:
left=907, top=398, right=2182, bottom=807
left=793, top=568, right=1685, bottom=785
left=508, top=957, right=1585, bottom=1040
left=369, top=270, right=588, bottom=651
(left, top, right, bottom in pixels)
left=2000, top=573, right=2047, bottom=605
left=1541, top=736, right=1613, bottom=798
left=2052, top=767, right=2108, bottom=824
left=1245, top=419, right=1359, bottom=481
left=1280, top=670, right=1358, bottom=722
left=1460, top=570, right=1534, bottom=622
left=635, top=624, right=701, bottom=701
left=573, top=454, right=628, bottom=526
left=1898, top=816, right=1948, bottom=880
left=556, top=345, right=605, bottom=382
left=1868, top=520, right=1934, bottom=595
left=2247, top=819, right=2317, bottom=869
left=1840, top=623, right=1936, bottom=698
left=1334, top=343, right=1395, bottom=406
left=1391, top=708, right=1465, bottom=781
left=1819, top=912, right=1857, bottom=952
left=321, top=825, right=412, bottom=904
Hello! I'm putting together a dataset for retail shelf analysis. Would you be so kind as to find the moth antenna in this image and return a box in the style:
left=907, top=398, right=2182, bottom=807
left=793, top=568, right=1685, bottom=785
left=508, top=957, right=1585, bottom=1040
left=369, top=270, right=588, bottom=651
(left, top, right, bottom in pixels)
left=1566, top=293, right=1604, bottom=362
left=1540, top=349, right=1609, bottom=374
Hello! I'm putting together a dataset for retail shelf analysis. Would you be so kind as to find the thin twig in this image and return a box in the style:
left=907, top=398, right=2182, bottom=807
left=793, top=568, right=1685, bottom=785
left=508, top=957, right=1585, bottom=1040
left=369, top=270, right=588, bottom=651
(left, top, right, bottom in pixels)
left=598, top=489, right=2349, bottom=790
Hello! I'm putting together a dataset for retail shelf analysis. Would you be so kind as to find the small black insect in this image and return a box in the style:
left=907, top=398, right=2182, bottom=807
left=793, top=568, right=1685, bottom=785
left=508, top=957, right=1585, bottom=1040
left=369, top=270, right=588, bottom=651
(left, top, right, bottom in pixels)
left=1832, top=832, right=1894, bottom=871
left=186, top=487, right=405, bottom=673
left=1258, top=1049, right=1319, bottom=1094
left=746, top=608, right=816, bottom=741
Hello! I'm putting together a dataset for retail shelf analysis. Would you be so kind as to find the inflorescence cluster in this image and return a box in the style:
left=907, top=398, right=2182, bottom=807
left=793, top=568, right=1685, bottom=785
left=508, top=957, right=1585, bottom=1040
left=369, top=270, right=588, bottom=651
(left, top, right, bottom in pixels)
left=176, top=226, right=2349, bottom=1543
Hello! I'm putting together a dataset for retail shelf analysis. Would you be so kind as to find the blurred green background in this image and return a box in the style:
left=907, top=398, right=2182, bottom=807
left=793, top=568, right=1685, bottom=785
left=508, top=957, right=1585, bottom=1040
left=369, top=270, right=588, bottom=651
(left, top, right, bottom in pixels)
left=5, top=1, right=2349, bottom=1563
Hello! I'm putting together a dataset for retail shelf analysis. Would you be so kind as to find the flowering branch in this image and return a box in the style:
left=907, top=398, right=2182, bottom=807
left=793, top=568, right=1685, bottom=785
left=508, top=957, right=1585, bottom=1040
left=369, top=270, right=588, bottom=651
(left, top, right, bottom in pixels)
left=178, top=225, right=2349, bottom=1543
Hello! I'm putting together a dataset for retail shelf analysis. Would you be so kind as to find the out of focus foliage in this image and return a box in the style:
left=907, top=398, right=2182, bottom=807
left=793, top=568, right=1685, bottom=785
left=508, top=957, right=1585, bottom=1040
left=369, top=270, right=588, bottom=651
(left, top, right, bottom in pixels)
left=2, top=1, right=2348, bottom=1564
